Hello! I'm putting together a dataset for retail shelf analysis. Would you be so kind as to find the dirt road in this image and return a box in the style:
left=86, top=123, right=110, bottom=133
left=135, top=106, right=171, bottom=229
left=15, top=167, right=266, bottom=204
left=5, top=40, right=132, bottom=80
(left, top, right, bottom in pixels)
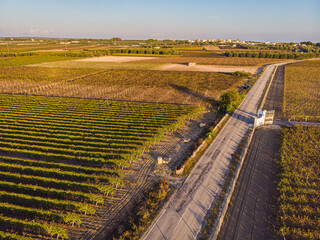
left=263, top=65, right=285, bottom=119
left=218, top=126, right=280, bottom=240
left=142, top=62, right=289, bottom=240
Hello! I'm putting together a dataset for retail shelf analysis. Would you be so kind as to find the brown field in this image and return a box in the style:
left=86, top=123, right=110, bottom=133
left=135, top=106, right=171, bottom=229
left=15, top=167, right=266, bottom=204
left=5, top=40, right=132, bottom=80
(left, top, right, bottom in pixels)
left=139, top=57, right=289, bottom=66
left=283, top=60, right=320, bottom=121
left=0, top=66, right=245, bottom=106
left=156, top=63, right=260, bottom=74
left=0, top=66, right=100, bottom=94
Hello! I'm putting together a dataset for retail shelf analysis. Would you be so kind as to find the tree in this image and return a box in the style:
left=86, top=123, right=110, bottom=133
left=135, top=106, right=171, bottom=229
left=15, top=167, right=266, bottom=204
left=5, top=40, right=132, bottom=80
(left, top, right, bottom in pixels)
left=219, top=90, right=243, bottom=113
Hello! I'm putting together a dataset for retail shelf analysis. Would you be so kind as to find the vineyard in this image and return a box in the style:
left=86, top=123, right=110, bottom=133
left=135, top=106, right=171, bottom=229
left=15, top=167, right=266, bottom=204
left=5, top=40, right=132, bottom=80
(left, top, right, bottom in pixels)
left=0, top=55, right=78, bottom=68
left=0, top=94, right=198, bottom=239
left=277, top=126, right=320, bottom=239
left=283, top=60, right=320, bottom=121
left=0, top=67, right=245, bottom=106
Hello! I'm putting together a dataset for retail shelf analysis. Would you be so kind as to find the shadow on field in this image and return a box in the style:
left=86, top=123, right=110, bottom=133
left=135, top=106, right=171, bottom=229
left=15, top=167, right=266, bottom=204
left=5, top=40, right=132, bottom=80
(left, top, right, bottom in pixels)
left=169, top=84, right=217, bottom=107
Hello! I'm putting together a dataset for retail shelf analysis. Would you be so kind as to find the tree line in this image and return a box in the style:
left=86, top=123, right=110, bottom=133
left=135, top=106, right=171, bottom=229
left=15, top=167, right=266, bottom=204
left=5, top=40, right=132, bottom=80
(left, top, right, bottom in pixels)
left=225, top=51, right=319, bottom=59
left=51, top=48, right=179, bottom=57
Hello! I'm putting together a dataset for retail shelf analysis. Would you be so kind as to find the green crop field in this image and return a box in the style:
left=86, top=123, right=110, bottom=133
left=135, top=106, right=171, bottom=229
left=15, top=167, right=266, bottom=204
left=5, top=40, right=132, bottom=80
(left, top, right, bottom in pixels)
left=277, top=126, right=320, bottom=240
left=283, top=60, right=320, bottom=121
left=0, top=94, right=198, bottom=239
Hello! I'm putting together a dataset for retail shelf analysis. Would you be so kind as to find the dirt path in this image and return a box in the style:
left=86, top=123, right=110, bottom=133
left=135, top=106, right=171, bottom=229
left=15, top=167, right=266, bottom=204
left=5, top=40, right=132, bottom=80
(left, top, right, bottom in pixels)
left=218, top=125, right=280, bottom=240
left=156, top=63, right=259, bottom=74
left=263, top=65, right=285, bottom=119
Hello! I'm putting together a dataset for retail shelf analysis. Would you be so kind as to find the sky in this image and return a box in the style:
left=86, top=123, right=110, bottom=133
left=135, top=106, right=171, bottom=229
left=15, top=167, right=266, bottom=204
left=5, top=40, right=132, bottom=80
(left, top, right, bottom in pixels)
left=0, top=0, right=319, bottom=42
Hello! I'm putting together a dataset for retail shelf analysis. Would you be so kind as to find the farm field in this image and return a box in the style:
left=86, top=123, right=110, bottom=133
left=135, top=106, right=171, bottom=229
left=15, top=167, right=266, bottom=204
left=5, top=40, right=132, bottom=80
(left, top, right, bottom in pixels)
left=31, top=60, right=164, bottom=70
left=156, top=63, right=260, bottom=74
left=283, top=60, right=320, bottom=121
left=277, top=126, right=320, bottom=239
left=18, top=68, right=245, bottom=106
left=0, top=94, right=198, bottom=239
left=139, top=56, right=289, bottom=66
left=0, top=55, right=78, bottom=68
left=0, top=66, right=101, bottom=94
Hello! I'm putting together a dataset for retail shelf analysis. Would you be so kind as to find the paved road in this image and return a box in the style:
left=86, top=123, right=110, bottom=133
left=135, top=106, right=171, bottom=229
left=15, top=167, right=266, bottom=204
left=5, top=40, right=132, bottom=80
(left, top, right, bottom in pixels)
left=218, top=126, right=280, bottom=240
left=142, top=63, right=289, bottom=240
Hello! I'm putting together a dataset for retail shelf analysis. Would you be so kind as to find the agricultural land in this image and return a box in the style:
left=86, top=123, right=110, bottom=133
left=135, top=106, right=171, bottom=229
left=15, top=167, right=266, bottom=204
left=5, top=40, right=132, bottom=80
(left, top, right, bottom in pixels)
left=218, top=59, right=320, bottom=240
left=0, top=38, right=315, bottom=239
left=283, top=60, right=320, bottom=122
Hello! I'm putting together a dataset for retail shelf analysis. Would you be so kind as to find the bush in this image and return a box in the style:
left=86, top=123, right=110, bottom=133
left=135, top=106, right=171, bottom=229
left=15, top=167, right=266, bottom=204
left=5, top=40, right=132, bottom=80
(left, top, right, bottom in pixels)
left=219, top=90, right=244, bottom=113
left=232, top=71, right=252, bottom=77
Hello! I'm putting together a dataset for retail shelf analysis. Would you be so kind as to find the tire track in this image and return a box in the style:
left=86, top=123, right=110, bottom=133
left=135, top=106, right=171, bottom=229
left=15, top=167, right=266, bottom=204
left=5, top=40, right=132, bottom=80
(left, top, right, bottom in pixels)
left=219, top=126, right=280, bottom=240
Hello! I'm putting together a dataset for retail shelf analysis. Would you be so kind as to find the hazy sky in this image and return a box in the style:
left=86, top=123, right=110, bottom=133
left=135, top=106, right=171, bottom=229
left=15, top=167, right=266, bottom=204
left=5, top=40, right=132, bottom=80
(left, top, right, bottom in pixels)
left=1, top=0, right=319, bottom=42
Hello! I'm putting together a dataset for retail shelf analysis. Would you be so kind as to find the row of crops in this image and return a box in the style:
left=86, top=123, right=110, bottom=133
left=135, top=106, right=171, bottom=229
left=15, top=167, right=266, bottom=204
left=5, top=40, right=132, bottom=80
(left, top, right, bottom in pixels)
left=283, top=60, right=320, bottom=122
left=277, top=126, right=320, bottom=239
left=0, top=94, right=199, bottom=239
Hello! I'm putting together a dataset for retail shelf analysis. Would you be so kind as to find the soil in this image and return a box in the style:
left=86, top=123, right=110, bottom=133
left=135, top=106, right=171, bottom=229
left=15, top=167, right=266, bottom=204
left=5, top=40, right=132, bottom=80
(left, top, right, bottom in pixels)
left=156, top=63, right=259, bottom=74
left=75, top=56, right=157, bottom=62
left=263, top=65, right=285, bottom=120
left=218, top=126, right=280, bottom=240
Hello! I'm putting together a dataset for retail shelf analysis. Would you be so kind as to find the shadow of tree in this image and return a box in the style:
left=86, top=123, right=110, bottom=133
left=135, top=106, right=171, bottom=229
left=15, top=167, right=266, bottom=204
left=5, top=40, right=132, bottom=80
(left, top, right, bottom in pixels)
left=169, top=84, right=217, bottom=107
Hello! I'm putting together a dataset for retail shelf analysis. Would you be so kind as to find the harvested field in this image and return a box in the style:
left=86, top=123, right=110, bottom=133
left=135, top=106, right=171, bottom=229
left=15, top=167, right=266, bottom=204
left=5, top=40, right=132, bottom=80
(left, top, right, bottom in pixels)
left=156, top=63, right=260, bottom=74
left=0, top=66, right=101, bottom=94
left=30, top=60, right=163, bottom=70
left=139, top=57, right=289, bottom=66
left=2, top=68, right=245, bottom=106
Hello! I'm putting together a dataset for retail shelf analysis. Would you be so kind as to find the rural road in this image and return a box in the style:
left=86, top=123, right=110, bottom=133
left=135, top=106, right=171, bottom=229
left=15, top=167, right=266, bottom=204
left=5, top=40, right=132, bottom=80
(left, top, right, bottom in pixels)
left=142, top=62, right=288, bottom=240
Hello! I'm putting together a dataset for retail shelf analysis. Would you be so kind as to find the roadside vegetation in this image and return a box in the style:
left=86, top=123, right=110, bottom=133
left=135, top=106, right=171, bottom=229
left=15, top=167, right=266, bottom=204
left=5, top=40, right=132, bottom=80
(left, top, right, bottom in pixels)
left=113, top=183, right=170, bottom=240
left=277, top=126, right=320, bottom=239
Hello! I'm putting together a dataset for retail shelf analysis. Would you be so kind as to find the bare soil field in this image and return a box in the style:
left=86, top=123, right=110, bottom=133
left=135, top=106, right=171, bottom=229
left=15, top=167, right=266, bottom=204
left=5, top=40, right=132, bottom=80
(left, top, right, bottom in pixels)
left=219, top=125, right=280, bottom=240
left=75, top=56, right=157, bottom=62
left=156, top=63, right=260, bottom=74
